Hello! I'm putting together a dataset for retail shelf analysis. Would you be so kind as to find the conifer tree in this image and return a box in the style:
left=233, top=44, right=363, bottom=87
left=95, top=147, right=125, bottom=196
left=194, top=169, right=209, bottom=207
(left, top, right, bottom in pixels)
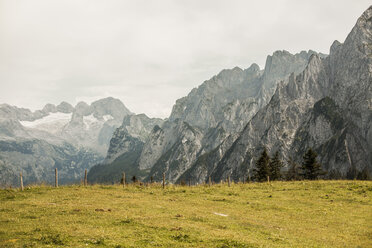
left=286, top=157, right=300, bottom=181
left=253, top=147, right=270, bottom=182
left=327, top=169, right=342, bottom=180
left=301, top=148, right=323, bottom=180
left=356, top=167, right=371, bottom=180
left=269, top=151, right=283, bottom=180
left=346, top=166, right=357, bottom=180
left=131, top=175, right=137, bottom=183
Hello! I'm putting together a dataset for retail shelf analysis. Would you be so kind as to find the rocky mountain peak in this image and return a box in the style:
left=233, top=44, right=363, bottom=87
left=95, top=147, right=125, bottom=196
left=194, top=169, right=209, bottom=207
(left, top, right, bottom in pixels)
left=74, top=101, right=90, bottom=116
left=330, top=40, right=342, bottom=55
left=342, top=6, right=372, bottom=51
left=41, top=101, right=74, bottom=114
left=42, top=104, right=57, bottom=113
left=91, top=97, right=132, bottom=120
left=246, top=63, right=260, bottom=73
left=57, top=101, right=74, bottom=113
left=353, top=5, right=372, bottom=37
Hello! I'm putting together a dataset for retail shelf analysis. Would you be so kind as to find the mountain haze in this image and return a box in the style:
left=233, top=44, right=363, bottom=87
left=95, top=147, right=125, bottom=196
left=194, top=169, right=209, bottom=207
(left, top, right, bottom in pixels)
left=0, top=97, right=132, bottom=186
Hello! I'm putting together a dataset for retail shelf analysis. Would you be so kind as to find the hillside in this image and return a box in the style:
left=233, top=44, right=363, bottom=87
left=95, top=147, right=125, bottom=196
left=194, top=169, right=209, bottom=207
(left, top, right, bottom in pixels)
left=0, top=181, right=371, bottom=247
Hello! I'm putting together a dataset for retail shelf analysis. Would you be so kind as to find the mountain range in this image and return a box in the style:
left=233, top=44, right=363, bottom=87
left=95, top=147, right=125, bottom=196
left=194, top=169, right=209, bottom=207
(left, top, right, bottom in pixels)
left=1, top=6, right=371, bottom=186
left=0, top=97, right=132, bottom=185
left=89, top=6, right=371, bottom=184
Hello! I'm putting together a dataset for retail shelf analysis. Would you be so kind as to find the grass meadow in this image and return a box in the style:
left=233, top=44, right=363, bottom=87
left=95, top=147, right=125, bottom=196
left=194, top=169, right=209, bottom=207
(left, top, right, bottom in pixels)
left=0, top=181, right=371, bottom=247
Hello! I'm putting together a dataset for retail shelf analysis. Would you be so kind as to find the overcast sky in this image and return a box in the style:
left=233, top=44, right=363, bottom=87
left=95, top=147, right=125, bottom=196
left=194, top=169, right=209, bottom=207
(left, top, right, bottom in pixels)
left=0, top=0, right=370, bottom=118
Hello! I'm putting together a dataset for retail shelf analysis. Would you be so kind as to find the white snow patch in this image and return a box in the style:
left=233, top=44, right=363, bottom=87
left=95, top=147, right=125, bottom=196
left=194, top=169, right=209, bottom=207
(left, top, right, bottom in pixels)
left=103, top=115, right=114, bottom=122
left=20, top=112, right=72, bottom=134
left=83, top=114, right=113, bottom=130
left=213, top=212, right=228, bottom=217
left=83, top=114, right=99, bottom=130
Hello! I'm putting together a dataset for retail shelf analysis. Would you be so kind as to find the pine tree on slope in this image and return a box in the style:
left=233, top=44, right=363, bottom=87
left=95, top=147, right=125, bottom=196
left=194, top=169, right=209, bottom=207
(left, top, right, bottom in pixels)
left=286, top=157, right=300, bottom=181
left=301, top=148, right=323, bottom=180
left=253, top=147, right=270, bottom=182
left=269, top=151, right=283, bottom=180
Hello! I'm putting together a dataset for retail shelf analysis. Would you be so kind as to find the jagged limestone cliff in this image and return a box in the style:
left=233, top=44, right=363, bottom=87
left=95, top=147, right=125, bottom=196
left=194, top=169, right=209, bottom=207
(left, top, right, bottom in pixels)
left=209, top=6, right=372, bottom=182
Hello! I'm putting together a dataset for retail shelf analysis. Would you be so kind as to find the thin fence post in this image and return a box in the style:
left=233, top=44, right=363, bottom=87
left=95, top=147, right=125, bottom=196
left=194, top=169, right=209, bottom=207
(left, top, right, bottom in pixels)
left=188, top=178, right=191, bottom=187
left=247, top=169, right=251, bottom=183
left=162, top=173, right=165, bottom=189
left=267, top=175, right=270, bottom=183
left=228, top=175, right=231, bottom=187
left=122, top=172, right=126, bottom=187
left=20, top=172, right=24, bottom=191
left=209, top=176, right=212, bottom=187
left=243, top=177, right=245, bottom=184
left=84, top=169, right=87, bottom=186
left=55, top=168, right=58, bottom=188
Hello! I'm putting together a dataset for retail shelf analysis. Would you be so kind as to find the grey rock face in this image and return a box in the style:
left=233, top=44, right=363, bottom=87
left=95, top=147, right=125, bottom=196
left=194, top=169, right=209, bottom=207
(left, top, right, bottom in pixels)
left=212, top=6, right=372, bottom=181
left=87, top=48, right=325, bottom=184
left=139, top=50, right=323, bottom=183
left=87, top=113, right=164, bottom=183
left=103, top=114, right=163, bottom=164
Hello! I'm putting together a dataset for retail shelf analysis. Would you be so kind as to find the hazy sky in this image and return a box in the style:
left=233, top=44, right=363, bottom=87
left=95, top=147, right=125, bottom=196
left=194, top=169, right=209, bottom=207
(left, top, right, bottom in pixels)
left=0, top=0, right=370, bottom=118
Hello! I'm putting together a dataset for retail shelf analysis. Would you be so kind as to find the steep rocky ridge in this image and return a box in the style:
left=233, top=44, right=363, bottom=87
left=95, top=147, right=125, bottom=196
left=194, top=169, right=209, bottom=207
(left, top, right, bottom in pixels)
left=209, top=6, right=372, bottom=182
left=140, top=50, right=324, bottom=183
left=88, top=49, right=326, bottom=184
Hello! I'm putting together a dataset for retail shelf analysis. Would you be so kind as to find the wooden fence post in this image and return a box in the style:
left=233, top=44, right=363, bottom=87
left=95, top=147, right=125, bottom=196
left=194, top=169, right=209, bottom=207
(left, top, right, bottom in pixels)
left=209, top=176, right=212, bottom=187
left=188, top=178, right=191, bottom=187
left=267, top=175, right=270, bottom=183
left=247, top=169, right=251, bottom=183
left=228, top=175, right=231, bottom=187
left=84, top=169, right=87, bottom=186
left=122, top=172, right=126, bottom=187
left=55, top=168, right=58, bottom=188
left=20, top=172, right=24, bottom=191
left=162, top=173, right=165, bottom=189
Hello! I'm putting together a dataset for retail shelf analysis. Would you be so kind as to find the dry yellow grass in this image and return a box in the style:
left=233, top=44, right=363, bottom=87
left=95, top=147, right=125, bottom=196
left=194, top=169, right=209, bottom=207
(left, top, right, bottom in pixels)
left=0, top=180, right=371, bottom=247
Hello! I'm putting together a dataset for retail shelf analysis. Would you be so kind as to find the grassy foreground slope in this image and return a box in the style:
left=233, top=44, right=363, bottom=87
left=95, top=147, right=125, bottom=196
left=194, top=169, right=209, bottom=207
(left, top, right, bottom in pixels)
left=0, top=181, right=371, bottom=248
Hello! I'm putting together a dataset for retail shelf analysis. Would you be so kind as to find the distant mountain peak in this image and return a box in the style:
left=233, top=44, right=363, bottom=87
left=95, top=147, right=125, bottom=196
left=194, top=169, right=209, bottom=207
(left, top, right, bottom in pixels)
left=246, top=63, right=260, bottom=72
left=42, top=103, right=57, bottom=113
left=57, top=102, right=74, bottom=113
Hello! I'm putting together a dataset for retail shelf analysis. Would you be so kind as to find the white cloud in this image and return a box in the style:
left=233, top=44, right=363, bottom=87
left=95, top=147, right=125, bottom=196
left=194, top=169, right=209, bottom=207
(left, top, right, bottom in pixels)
left=0, top=0, right=370, bottom=118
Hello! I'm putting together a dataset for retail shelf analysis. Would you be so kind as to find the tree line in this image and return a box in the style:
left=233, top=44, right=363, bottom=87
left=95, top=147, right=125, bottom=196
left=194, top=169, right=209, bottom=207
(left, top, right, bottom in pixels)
left=253, top=148, right=370, bottom=181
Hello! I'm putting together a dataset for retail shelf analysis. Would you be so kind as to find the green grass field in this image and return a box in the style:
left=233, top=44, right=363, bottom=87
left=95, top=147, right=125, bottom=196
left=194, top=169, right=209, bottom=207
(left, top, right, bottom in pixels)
left=0, top=181, right=371, bottom=247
